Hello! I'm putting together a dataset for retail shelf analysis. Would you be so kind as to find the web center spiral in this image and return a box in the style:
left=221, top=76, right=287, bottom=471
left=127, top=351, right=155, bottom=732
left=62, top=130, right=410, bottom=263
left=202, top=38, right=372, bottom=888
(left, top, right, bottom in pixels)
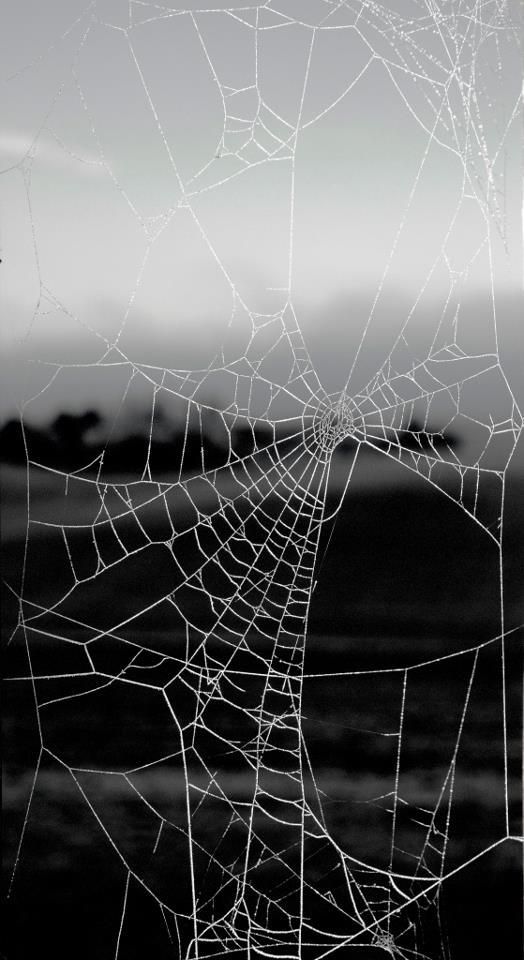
left=312, top=395, right=360, bottom=457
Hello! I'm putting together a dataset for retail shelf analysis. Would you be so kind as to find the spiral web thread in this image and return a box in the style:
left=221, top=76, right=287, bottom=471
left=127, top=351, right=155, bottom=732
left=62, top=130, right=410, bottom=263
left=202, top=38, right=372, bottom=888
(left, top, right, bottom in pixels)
left=3, top=1, right=523, bottom=958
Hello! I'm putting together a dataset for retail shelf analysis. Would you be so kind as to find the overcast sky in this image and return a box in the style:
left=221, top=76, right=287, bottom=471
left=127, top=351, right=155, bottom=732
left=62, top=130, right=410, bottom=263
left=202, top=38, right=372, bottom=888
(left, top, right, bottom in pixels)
left=1, top=0, right=522, bottom=423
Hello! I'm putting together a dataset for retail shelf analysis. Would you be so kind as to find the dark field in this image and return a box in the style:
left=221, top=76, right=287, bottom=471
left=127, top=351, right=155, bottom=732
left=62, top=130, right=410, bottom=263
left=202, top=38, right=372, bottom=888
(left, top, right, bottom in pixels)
left=2, top=458, right=523, bottom=959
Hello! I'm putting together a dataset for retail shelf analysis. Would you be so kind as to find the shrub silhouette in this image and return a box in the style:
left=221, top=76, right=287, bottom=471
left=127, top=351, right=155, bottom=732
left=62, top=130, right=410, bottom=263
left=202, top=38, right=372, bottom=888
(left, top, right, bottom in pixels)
left=1, top=409, right=457, bottom=475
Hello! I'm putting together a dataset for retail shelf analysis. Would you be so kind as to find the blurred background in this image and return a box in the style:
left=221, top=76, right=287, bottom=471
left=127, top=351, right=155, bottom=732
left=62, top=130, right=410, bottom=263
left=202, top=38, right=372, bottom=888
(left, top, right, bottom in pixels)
left=2, top=1, right=523, bottom=957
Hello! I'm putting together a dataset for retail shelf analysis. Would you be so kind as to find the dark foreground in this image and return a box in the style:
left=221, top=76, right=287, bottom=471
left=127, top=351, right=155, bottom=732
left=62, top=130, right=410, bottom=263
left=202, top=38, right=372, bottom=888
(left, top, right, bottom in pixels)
left=2, top=465, right=523, bottom=959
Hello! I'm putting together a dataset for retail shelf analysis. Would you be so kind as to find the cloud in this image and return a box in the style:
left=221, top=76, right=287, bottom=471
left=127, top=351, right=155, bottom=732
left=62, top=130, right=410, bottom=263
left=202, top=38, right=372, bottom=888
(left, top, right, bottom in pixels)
left=0, top=129, right=104, bottom=177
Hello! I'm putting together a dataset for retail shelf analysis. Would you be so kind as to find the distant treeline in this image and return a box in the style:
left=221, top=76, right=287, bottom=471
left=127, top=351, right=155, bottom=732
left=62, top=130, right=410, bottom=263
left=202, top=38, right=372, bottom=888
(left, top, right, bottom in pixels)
left=0, top=409, right=457, bottom=476
left=0, top=410, right=279, bottom=475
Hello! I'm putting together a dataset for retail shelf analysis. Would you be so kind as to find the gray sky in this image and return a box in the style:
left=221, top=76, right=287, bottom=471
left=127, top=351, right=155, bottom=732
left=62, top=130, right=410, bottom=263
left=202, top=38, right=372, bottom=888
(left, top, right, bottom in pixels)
left=1, top=0, right=522, bottom=424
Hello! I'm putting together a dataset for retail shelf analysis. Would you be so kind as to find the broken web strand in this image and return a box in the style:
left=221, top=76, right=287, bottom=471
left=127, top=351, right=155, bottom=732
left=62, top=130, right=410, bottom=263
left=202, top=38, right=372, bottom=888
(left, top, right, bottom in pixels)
left=3, top=1, right=523, bottom=959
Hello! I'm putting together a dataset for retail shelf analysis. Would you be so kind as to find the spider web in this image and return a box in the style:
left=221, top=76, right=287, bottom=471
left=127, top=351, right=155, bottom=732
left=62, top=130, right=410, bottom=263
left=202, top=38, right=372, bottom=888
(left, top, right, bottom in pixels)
left=2, top=1, right=523, bottom=958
